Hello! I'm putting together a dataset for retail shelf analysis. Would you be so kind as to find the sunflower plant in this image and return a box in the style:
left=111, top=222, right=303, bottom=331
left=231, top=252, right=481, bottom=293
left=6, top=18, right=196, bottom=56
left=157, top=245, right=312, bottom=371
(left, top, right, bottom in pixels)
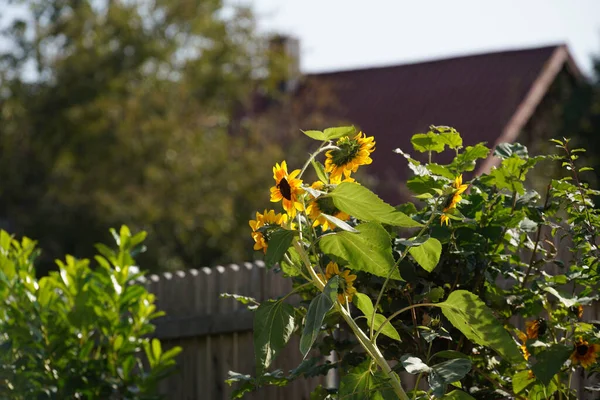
left=231, top=126, right=600, bottom=399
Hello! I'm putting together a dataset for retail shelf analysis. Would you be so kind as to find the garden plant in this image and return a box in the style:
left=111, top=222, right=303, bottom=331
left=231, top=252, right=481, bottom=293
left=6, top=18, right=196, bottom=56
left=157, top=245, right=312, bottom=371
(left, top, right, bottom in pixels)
left=0, top=226, right=180, bottom=399
left=230, top=126, right=600, bottom=399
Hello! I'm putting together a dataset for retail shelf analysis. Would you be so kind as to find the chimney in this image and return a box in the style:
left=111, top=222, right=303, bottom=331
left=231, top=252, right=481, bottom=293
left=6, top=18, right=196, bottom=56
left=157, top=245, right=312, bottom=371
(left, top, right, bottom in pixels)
left=268, top=34, right=301, bottom=93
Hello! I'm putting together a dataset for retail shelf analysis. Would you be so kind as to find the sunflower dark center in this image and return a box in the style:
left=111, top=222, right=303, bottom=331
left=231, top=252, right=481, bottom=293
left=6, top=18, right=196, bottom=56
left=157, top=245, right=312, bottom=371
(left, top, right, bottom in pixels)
left=278, top=178, right=292, bottom=200
left=577, top=344, right=589, bottom=356
left=316, top=197, right=339, bottom=215
left=331, top=139, right=361, bottom=166
left=536, top=319, right=547, bottom=336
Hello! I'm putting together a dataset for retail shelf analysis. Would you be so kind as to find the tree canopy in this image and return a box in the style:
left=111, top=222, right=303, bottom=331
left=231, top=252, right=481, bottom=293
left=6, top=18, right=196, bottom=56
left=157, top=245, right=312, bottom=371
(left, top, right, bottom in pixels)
left=0, top=0, right=289, bottom=272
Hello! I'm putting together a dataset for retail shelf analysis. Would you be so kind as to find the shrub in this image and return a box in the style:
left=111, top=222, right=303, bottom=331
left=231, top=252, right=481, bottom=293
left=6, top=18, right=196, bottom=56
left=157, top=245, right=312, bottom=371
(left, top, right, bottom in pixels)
left=0, top=226, right=180, bottom=399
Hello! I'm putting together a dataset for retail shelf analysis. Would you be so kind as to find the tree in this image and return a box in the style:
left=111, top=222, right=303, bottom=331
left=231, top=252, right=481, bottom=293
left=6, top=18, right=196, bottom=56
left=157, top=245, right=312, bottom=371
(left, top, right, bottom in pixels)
left=0, top=0, right=286, bottom=272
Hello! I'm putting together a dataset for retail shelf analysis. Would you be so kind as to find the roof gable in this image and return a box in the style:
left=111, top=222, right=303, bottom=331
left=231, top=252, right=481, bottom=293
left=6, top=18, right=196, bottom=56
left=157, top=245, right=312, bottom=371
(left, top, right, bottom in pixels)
left=300, top=44, right=580, bottom=202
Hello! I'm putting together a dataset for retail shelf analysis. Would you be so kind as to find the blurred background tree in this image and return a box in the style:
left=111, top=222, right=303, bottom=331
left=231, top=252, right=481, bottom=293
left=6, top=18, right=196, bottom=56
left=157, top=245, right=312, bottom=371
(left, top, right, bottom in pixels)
left=0, top=0, right=292, bottom=273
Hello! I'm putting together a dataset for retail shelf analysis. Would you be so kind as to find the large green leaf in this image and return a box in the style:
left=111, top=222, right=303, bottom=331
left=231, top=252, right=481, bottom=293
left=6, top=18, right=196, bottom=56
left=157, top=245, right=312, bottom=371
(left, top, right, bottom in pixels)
left=353, top=293, right=401, bottom=341
left=450, top=143, right=490, bottom=172
left=319, top=222, right=401, bottom=280
left=531, top=344, right=572, bottom=386
left=329, top=183, right=423, bottom=227
left=411, top=132, right=446, bottom=153
left=299, top=276, right=339, bottom=357
left=253, top=300, right=296, bottom=372
left=301, top=130, right=327, bottom=141
left=494, top=142, right=528, bottom=159
left=512, top=370, right=535, bottom=394
left=338, top=361, right=396, bottom=400
left=323, top=125, right=356, bottom=140
left=429, top=358, right=472, bottom=396
left=439, top=290, right=523, bottom=363
left=265, top=229, right=295, bottom=268
left=408, top=237, right=442, bottom=272
left=439, top=131, right=463, bottom=150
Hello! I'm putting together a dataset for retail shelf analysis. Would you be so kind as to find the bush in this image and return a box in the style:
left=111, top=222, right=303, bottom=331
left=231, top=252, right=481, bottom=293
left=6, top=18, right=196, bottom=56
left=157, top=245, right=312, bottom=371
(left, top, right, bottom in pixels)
left=0, top=226, right=180, bottom=399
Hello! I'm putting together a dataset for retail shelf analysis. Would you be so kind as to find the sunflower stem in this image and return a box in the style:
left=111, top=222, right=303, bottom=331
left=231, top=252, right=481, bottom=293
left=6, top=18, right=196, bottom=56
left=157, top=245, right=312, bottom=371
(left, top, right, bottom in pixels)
left=293, top=240, right=409, bottom=400
left=298, top=143, right=340, bottom=179
left=370, top=210, right=437, bottom=338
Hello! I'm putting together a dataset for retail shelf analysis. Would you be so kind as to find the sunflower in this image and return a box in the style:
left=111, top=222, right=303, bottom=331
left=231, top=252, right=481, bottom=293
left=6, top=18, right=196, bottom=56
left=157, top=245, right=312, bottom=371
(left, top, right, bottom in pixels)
left=570, top=305, right=584, bottom=319
left=306, top=181, right=351, bottom=231
left=249, top=210, right=288, bottom=253
left=440, top=174, right=469, bottom=225
left=270, top=161, right=304, bottom=218
left=525, top=318, right=546, bottom=339
left=325, top=132, right=375, bottom=184
left=317, top=261, right=357, bottom=304
left=517, top=330, right=530, bottom=361
left=571, top=337, right=599, bottom=368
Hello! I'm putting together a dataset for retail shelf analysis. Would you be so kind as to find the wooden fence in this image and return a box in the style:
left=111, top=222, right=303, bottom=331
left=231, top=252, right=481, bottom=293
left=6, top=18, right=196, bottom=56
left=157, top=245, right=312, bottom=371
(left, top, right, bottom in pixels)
left=139, top=261, right=322, bottom=400
left=138, top=260, right=600, bottom=400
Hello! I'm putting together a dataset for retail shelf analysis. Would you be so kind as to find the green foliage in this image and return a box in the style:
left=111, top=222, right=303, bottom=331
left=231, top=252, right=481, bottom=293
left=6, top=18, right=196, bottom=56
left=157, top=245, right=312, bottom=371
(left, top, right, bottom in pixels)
left=439, top=290, right=523, bottom=364
left=253, top=300, right=296, bottom=372
left=0, top=226, right=179, bottom=399
left=338, top=361, right=396, bottom=400
left=300, top=276, right=339, bottom=357
left=0, top=0, right=289, bottom=273
left=232, top=126, right=600, bottom=399
left=329, top=183, right=423, bottom=227
left=319, top=222, right=401, bottom=280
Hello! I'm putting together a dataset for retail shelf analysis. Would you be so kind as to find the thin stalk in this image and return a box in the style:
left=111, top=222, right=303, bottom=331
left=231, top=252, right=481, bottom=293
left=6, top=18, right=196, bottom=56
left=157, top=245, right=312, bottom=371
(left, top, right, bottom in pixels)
left=521, top=183, right=552, bottom=288
left=370, top=211, right=436, bottom=338
left=294, top=240, right=409, bottom=400
left=298, top=143, right=339, bottom=178
left=412, top=341, right=433, bottom=399
left=373, top=303, right=437, bottom=342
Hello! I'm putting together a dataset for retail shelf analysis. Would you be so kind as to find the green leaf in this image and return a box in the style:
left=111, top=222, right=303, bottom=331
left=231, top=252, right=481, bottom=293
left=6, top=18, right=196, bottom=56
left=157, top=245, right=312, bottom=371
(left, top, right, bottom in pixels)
left=329, top=182, right=422, bottom=227
left=494, top=142, right=528, bottom=159
left=254, top=300, right=296, bottom=371
left=302, top=130, right=327, bottom=141
left=279, top=245, right=302, bottom=277
left=411, top=132, right=446, bottom=153
left=451, top=144, right=490, bottom=172
left=432, top=350, right=470, bottom=360
left=323, top=125, right=356, bottom=140
left=531, top=344, right=572, bottom=386
left=311, top=159, right=328, bottom=183
left=512, top=370, right=535, bottom=394
left=320, top=222, right=401, bottom=280
left=400, top=355, right=431, bottom=374
left=439, top=290, right=523, bottom=363
left=543, top=287, right=578, bottom=308
left=353, top=293, right=401, bottom=341
left=339, top=361, right=396, bottom=400
left=430, top=358, right=472, bottom=397
left=431, top=358, right=472, bottom=384
left=408, top=237, right=442, bottom=272
left=299, top=276, right=339, bottom=357
left=428, top=163, right=456, bottom=179
left=439, top=131, right=463, bottom=150
left=320, top=213, right=358, bottom=233
left=265, top=229, right=295, bottom=269
left=407, top=175, right=445, bottom=196
left=442, top=390, right=476, bottom=400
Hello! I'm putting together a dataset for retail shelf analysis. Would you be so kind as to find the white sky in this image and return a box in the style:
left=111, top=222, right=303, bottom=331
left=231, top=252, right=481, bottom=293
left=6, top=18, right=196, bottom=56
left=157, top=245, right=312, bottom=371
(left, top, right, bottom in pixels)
left=249, top=0, right=600, bottom=76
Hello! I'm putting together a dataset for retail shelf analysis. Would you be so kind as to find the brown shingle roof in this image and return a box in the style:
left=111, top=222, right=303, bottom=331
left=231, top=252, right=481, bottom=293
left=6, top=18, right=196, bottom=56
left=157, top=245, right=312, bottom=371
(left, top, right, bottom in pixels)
left=301, top=44, right=579, bottom=202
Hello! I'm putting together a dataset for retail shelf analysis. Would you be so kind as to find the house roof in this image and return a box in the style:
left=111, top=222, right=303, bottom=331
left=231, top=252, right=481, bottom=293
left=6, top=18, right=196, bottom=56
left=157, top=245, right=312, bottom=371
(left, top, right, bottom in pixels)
left=300, top=44, right=582, bottom=202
